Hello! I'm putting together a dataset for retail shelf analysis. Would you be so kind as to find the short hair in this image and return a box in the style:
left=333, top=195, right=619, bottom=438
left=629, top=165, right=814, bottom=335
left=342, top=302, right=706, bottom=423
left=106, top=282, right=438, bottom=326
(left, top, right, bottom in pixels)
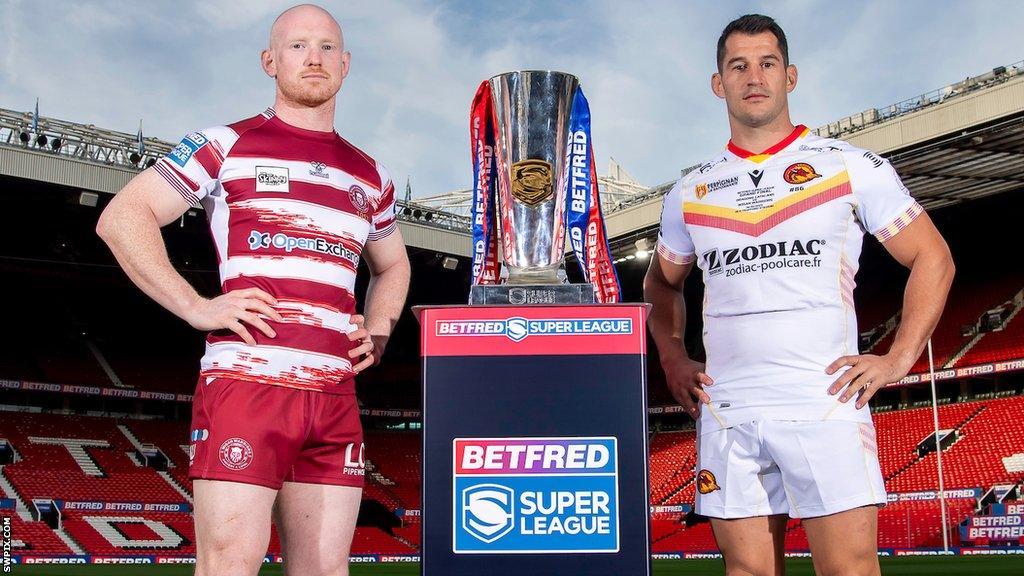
left=717, top=14, right=789, bottom=71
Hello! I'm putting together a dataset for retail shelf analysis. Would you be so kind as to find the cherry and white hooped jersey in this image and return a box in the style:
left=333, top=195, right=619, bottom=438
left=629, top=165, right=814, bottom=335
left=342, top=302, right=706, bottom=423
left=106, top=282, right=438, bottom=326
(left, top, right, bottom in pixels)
left=657, top=125, right=923, bottom=434
left=156, top=108, right=397, bottom=394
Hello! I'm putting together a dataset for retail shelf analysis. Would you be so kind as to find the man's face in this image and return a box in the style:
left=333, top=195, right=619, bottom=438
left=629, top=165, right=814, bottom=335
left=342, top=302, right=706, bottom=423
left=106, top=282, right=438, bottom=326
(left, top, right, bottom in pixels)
left=712, top=31, right=797, bottom=129
left=264, top=10, right=349, bottom=108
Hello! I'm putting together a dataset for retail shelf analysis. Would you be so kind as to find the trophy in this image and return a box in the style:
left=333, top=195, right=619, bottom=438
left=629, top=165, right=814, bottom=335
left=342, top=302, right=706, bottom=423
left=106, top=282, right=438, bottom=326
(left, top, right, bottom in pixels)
left=469, top=71, right=602, bottom=305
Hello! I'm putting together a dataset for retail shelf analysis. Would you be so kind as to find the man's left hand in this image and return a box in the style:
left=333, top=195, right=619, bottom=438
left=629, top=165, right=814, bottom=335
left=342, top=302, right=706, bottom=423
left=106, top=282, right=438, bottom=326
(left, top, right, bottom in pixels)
left=348, top=314, right=382, bottom=373
left=826, top=352, right=916, bottom=409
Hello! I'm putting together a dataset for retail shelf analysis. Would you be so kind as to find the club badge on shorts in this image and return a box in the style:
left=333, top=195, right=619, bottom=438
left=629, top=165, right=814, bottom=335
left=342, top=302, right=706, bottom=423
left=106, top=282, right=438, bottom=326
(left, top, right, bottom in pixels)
left=219, top=437, right=254, bottom=470
left=697, top=469, right=721, bottom=494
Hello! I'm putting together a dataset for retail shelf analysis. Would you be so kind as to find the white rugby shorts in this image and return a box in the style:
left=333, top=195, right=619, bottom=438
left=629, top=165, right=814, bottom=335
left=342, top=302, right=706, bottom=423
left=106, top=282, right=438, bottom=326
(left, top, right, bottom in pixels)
left=695, top=419, right=886, bottom=519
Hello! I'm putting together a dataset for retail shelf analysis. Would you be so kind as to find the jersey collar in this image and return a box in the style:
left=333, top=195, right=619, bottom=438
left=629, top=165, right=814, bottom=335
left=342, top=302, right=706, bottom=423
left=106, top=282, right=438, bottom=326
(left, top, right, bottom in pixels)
left=727, top=124, right=809, bottom=164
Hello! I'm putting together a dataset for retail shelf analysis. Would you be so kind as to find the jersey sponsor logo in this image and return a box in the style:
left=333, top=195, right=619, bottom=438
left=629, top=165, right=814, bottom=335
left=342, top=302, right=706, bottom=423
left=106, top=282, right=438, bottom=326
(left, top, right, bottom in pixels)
left=748, top=170, right=764, bottom=187
left=255, top=166, right=290, bottom=192
left=783, top=162, right=822, bottom=185
left=453, top=437, right=619, bottom=553
left=696, top=176, right=739, bottom=200
left=862, top=151, right=884, bottom=168
left=309, top=161, right=330, bottom=179
left=247, top=230, right=360, bottom=266
left=343, top=442, right=365, bottom=476
left=696, top=469, right=720, bottom=494
left=709, top=176, right=739, bottom=192
left=348, top=185, right=370, bottom=215
left=698, top=157, right=726, bottom=174
left=702, top=238, right=825, bottom=278
left=435, top=317, right=632, bottom=342
left=218, top=437, right=253, bottom=471
left=168, top=132, right=209, bottom=167
left=701, top=249, right=723, bottom=275
left=799, top=144, right=843, bottom=153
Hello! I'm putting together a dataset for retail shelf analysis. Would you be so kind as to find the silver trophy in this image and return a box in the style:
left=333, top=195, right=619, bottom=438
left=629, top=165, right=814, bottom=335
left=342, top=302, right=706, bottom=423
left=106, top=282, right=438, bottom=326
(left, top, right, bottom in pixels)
left=470, top=71, right=595, bottom=305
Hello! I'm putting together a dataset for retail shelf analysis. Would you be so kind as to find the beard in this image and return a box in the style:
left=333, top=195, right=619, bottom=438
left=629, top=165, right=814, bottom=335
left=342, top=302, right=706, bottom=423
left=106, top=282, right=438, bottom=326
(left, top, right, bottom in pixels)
left=279, top=75, right=341, bottom=108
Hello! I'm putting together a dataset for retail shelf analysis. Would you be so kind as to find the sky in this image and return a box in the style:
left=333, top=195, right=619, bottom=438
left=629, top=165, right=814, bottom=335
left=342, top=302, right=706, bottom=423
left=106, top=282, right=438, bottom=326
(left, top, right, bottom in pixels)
left=1, top=0, right=1020, bottom=200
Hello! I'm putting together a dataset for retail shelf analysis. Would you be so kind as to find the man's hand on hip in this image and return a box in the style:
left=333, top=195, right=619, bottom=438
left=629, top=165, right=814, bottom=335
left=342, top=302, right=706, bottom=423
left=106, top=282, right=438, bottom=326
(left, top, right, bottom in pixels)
left=183, top=288, right=283, bottom=346
left=346, top=314, right=380, bottom=373
left=664, top=356, right=714, bottom=419
left=826, top=352, right=916, bottom=409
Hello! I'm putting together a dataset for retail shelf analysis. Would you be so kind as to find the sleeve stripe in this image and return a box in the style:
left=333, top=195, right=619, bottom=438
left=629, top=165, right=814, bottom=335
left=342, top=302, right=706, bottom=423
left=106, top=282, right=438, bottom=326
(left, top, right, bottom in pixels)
left=193, top=143, right=224, bottom=180
left=876, top=202, right=924, bottom=242
left=373, top=215, right=396, bottom=230
left=154, top=161, right=201, bottom=207
left=160, top=160, right=200, bottom=192
left=367, top=220, right=398, bottom=241
left=656, top=239, right=696, bottom=265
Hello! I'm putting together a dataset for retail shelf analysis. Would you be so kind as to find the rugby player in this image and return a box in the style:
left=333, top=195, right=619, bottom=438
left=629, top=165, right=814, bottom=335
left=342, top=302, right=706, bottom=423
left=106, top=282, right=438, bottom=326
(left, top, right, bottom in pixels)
left=644, top=13, right=954, bottom=576
left=97, top=5, right=410, bottom=575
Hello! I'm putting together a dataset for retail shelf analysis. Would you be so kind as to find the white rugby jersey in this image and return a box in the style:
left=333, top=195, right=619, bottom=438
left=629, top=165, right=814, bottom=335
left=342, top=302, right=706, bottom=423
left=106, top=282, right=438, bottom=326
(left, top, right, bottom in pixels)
left=656, top=125, right=922, bottom=434
left=156, top=108, right=397, bottom=394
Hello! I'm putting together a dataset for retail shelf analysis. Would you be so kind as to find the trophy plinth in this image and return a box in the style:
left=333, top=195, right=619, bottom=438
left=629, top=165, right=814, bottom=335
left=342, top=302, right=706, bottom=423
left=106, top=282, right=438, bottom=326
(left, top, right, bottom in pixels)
left=468, top=283, right=596, bottom=305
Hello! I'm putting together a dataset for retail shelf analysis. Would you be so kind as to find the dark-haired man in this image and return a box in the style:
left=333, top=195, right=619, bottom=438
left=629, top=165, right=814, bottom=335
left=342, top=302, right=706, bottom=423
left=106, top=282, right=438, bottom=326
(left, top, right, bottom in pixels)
left=645, top=13, right=954, bottom=575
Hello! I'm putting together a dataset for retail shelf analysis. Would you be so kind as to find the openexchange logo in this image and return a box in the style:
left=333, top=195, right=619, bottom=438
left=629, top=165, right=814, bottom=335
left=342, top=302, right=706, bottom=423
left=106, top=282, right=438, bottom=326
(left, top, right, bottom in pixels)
left=435, top=317, right=632, bottom=342
left=248, top=230, right=359, bottom=265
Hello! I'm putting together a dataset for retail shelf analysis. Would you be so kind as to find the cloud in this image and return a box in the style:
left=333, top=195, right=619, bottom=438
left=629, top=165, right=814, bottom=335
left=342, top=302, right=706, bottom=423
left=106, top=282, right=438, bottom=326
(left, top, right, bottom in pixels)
left=0, top=0, right=1018, bottom=201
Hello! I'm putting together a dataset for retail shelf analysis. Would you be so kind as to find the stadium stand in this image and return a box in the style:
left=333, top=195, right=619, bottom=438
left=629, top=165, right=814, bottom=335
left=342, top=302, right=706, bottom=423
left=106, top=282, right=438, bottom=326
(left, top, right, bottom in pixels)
left=350, top=527, right=418, bottom=555
left=879, top=499, right=978, bottom=548
left=909, top=275, right=1024, bottom=373
left=364, top=431, right=421, bottom=510
left=1, top=413, right=184, bottom=503
left=880, top=397, right=1024, bottom=492
left=3, top=385, right=1023, bottom=556
left=121, top=419, right=193, bottom=491
left=0, top=412, right=420, bottom=557
left=649, top=431, right=696, bottom=505
left=643, top=396, right=1024, bottom=553
left=958, top=304, right=1024, bottom=365
left=61, top=511, right=194, bottom=555
left=6, top=514, right=73, bottom=555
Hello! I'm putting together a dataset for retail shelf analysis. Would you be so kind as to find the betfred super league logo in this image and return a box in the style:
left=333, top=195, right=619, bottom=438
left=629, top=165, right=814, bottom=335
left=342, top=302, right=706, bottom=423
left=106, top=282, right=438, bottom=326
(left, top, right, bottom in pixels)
left=452, top=437, right=619, bottom=554
left=462, top=484, right=516, bottom=543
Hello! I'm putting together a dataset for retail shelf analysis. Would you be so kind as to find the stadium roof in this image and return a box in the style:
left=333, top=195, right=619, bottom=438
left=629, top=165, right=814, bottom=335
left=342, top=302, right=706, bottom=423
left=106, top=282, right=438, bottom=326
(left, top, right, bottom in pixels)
left=1, top=59, right=1021, bottom=259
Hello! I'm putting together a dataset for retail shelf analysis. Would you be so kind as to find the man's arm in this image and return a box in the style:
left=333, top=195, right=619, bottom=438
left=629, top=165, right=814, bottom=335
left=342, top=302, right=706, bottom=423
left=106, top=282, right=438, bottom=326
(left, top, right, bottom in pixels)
left=96, top=168, right=281, bottom=344
left=644, top=254, right=713, bottom=418
left=357, top=229, right=411, bottom=366
left=827, top=212, right=955, bottom=407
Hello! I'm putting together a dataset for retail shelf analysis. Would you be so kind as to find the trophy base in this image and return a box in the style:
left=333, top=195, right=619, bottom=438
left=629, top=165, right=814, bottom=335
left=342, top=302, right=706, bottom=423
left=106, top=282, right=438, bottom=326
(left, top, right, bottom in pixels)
left=469, top=284, right=596, bottom=305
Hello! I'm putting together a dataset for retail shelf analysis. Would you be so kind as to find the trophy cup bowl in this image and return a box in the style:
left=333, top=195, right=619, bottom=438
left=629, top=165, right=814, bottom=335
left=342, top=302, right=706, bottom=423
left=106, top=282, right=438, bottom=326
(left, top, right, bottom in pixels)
left=490, top=70, right=578, bottom=284
left=470, top=71, right=596, bottom=305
